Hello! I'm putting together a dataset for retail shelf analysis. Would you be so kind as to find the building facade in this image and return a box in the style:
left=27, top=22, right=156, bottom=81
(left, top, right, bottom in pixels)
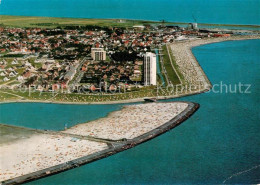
left=144, top=52, right=157, bottom=86
left=91, top=48, right=106, bottom=61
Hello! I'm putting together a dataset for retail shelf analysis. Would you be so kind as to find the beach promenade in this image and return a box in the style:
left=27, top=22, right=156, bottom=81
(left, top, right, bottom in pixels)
left=169, top=35, right=260, bottom=95
left=0, top=102, right=199, bottom=184
left=156, top=35, right=260, bottom=99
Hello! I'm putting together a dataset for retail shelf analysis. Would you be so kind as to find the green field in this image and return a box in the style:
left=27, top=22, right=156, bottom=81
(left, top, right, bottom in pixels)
left=0, top=92, right=20, bottom=101
left=1, top=15, right=259, bottom=30
left=162, top=45, right=182, bottom=85
left=0, top=15, right=162, bottom=28
left=0, top=86, right=159, bottom=102
left=0, top=83, right=186, bottom=103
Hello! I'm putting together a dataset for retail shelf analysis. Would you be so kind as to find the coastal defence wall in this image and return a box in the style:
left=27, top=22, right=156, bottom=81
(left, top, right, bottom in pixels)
left=1, top=102, right=199, bottom=185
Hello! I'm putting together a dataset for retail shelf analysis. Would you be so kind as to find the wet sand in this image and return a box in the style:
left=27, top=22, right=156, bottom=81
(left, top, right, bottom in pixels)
left=0, top=125, right=36, bottom=145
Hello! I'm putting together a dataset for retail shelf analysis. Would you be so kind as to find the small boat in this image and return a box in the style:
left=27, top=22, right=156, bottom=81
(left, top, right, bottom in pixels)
left=144, top=98, right=157, bottom=102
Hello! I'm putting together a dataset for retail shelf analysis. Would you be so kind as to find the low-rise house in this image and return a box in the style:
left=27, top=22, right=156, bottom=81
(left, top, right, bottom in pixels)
left=25, top=61, right=32, bottom=67
left=0, top=60, right=7, bottom=65
left=7, top=67, right=14, bottom=72
left=23, top=71, right=32, bottom=79
left=0, top=72, right=6, bottom=76
left=134, top=70, right=141, bottom=74
left=9, top=72, right=17, bottom=77
left=64, top=66, right=76, bottom=81
left=3, top=77, right=10, bottom=82
left=11, top=59, right=19, bottom=65
left=17, top=76, right=24, bottom=82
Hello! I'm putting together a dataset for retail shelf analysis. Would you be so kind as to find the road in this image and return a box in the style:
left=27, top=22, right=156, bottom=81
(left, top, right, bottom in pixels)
left=69, top=57, right=90, bottom=86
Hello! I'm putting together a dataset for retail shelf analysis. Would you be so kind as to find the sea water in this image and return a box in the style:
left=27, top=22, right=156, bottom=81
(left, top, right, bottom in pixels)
left=0, top=0, right=260, bottom=26
left=0, top=103, right=122, bottom=130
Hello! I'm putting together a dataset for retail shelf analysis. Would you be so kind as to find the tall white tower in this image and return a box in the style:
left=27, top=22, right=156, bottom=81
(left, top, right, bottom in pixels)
left=144, top=52, right=157, bottom=86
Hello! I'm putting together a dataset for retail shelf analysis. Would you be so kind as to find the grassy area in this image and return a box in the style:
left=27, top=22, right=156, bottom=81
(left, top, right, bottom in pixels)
left=29, top=57, right=42, bottom=68
left=5, top=86, right=159, bottom=101
left=0, top=15, right=162, bottom=28
left=6, top=81, right=20, bottom=86
left=1, top=15, right=259, bottom=30
left=198, top=23, right=260, bottom=29
left=0, top=84, right=181, bottom=103
left=0, top=81, right=197, bottom=103
left=0, top=92, right=20, bottom=101
left=167, top=45, right=185, bottom=83
left=157, top=53, right=167, bottom=86
left=162, top=45, right=181, bottom=85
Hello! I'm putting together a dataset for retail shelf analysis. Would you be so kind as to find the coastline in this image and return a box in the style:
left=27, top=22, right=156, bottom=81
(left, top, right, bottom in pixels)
left=0, top=101, right=199, bottom=185
left=0, top=6, right=259, bottom=184
left=1, top=35, right=259, bottom=105
left=1, top=24, right=259, bottom=185
left=1, top=15, right=260, bottom=29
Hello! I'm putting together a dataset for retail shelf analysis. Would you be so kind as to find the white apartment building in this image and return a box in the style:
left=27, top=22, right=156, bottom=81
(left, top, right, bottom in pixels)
left=91, top=48, right=106, bottom=61
left=144, top=52, right=157, bottom=86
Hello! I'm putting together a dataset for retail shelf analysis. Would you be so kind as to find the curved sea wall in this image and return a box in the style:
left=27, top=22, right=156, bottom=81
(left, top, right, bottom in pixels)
left=1, top=102, right=199, bottom=185
left=157, top=35, right=260, bottom=100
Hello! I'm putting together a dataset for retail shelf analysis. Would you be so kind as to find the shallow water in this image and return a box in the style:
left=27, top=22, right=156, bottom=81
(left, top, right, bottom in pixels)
left=0, top=103, right=122, bottom=130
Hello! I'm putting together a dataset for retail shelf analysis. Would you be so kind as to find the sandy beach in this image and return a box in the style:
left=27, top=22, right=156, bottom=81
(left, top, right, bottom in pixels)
left=168, top=35, right=260, bottom=95
left=0, top=133, right=107, bottom=181
left=0, top=102, right=190, bottom=182
left=64, top=102, right=189, bottom=140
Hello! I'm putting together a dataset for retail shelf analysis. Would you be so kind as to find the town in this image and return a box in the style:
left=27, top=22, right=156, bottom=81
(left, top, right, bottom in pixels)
left=0, top=23, right=235, bottom=95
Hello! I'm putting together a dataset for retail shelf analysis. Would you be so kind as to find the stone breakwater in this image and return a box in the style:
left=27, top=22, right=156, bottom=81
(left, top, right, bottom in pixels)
left=0, top=102, right=199, bottom=185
